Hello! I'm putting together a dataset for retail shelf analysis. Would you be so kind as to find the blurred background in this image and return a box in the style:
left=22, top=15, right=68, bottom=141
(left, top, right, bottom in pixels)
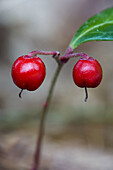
left=1, top=0, right=113, bottom=169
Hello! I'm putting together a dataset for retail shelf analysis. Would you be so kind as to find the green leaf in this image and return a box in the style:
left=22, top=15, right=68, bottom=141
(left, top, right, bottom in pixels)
left=70, top=7, right=113, bottom=50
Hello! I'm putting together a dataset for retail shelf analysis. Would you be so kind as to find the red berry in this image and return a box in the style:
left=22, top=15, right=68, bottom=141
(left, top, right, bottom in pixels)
left=73, top=57, right=103, bottom=101
left=11, top=55, right=46, bottom=94
left=73, top=57, right=102, bottom=88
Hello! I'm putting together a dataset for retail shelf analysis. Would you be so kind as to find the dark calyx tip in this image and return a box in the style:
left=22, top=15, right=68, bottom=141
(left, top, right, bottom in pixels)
left=84, top=86, right=88, bottom=102
left=19, top=89, right=23, bottom=98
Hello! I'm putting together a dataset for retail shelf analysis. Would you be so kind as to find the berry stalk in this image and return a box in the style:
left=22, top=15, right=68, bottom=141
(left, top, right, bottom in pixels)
left=28, top=50, right=61, bottom=65
left=60, top=52, right=89, bottom=62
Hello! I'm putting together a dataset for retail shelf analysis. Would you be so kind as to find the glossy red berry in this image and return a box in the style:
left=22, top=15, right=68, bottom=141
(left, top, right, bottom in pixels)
left=11, top=55, right=46, bottom=96
left=73, top=57, right=102, bottom=101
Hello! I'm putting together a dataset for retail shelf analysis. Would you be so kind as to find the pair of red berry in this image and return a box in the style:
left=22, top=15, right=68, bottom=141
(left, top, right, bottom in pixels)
left=11, top=55, right=102, bottom=100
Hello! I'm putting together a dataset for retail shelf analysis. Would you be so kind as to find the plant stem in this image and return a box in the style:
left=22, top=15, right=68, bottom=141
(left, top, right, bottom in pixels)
left=31, top=63, right=63, bottom=170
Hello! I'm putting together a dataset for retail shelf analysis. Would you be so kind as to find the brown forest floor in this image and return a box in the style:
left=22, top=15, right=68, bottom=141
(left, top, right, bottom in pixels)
left=0, top=124, right=113, bottom=170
